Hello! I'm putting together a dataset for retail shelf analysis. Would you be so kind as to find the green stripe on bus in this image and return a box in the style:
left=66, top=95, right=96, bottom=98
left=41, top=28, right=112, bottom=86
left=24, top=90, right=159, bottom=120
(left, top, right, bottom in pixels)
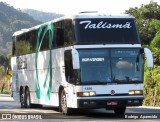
left=35, top=23, right=54, bottom=102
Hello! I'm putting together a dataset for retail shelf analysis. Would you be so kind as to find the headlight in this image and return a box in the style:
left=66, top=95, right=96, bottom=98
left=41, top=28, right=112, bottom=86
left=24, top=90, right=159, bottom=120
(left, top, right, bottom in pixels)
left=77, top=92, right=96, bottom=97
left=129, top=90, right=143, bottom=95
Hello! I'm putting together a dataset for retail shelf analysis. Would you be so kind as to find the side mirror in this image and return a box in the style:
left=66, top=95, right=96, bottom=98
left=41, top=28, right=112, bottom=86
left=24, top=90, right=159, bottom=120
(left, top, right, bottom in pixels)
left=71, top=49, right=80, bottom=69
left=144, top=48, right=153, bottom=68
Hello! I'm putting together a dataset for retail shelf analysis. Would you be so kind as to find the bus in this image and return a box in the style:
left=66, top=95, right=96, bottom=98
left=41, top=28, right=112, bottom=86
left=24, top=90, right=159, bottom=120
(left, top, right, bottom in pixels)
left=11, top=12, right=153, bottom=115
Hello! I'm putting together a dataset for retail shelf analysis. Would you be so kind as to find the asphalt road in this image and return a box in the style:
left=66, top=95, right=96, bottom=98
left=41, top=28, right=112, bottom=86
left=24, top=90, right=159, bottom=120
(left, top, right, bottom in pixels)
left=0, top=94, right=160, bottom=121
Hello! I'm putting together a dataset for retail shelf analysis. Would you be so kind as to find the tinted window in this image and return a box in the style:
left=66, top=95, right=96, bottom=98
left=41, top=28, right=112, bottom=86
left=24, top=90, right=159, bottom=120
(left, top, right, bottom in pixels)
left=64, top=20, right=74, bottom=46
left=40, top=28, right=50, bottom=51
left=13, top=19, right=75, bottom=56
left=54, top=20, right=74, bottom=48
left=111, top=49, right=143, bottom=82
left=15, top=29, right=38, bottom=56
left=74, top=18, right=140, bottom=44
left=79, top=49, right=111, bottom=84
left=54, top=21, right=64, bottom=48
left=16, top=34, right=30, bottom=55
left=55, top=28, right=64, bottom=47
left=65, top=50, right=80, bottom=84
left=26, top=30, right=37, bottom=53
left=78, top=49, right=143, bottom=85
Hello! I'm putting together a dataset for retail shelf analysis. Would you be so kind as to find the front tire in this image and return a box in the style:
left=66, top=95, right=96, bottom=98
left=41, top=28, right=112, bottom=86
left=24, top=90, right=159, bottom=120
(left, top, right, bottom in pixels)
left=60, top=89, right=72, bottom=115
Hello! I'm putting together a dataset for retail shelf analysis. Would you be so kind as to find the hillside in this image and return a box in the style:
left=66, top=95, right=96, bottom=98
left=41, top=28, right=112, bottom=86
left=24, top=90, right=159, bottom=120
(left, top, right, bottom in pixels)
left=0, top=2, right=41, bottom=56
left=23, top=9, right=64, bottom=22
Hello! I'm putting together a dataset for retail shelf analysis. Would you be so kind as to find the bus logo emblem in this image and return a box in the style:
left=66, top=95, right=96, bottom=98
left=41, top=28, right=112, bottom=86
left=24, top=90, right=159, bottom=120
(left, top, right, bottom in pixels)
left=111, top=90, right=115, bottom=95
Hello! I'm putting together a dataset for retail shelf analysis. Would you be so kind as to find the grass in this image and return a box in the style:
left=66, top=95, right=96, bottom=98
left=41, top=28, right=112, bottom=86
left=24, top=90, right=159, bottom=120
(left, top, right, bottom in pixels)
left=0, top=88, right=9, bottom=94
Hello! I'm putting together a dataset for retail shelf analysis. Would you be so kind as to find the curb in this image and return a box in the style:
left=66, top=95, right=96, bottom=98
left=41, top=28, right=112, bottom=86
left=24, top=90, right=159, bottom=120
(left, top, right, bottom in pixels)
left=139, top=106, right=160, bottom=109
left=0, top=93, right=10, bottom=97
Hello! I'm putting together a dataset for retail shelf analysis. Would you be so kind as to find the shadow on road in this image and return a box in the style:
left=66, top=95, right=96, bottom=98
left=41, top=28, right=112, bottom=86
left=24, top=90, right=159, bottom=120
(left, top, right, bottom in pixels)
left=39, top=106, right=124, bottom=119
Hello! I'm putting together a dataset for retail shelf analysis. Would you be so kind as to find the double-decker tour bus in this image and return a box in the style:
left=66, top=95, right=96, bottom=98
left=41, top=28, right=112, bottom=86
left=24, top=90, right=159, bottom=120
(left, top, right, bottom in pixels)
left=11, top=12, right=153, bottom=115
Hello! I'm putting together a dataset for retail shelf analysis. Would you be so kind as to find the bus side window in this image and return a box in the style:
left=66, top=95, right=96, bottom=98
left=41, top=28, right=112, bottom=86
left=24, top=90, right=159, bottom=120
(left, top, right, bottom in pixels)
left=64, top=50, right=79, bottom=84
left=16, top=34, right=31, bottom=55
left=40, top=28, right=49, bottom=51
left=56, top=28, right=64, bottom=47
left=64, top=50, right=72, bottom=82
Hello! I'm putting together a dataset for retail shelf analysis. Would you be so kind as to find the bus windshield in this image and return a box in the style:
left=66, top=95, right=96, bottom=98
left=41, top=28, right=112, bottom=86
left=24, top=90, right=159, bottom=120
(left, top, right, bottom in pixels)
left=74, top=18, right=140, bottom=44
left=78, top=49, right=143, bottom=84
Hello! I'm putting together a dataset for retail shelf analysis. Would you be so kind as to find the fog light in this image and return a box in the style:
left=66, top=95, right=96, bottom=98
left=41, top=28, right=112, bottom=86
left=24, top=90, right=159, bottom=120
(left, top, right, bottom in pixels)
left=83, top=101, right=89, bottom=105
left=134, top=100, right=139, bottom=103
left=128, top=100, right=132, bottom=103
left=90, top=101, right=96, bottom=105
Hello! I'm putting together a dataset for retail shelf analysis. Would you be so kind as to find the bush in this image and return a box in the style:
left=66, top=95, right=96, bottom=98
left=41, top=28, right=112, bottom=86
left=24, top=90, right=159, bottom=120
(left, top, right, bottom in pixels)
left=0, top=88, right=9, bottom=94
left=143, top=66, right=160, bottom=106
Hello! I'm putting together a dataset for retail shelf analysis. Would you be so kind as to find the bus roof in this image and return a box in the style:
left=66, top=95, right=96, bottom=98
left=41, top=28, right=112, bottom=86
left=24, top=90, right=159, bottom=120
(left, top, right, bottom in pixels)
left=12, top=12, right=135, bottom=37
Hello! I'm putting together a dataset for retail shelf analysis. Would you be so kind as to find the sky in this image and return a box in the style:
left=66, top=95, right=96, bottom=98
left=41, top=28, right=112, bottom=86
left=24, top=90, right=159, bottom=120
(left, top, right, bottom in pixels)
left=0, top=0, right=160, bottom=15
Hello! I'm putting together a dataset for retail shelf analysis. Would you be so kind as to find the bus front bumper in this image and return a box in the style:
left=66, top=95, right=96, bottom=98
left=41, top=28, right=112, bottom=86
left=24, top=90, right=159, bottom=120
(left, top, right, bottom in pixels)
left=77, top=96, right=143, bottom=109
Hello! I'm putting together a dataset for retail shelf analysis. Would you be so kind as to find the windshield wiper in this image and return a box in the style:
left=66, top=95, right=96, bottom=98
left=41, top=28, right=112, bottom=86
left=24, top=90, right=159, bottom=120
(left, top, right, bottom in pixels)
left=80, top=80, right=108, bottom=84
left=130, top=79, right=141, bottom=83
left=92, top=80, right=108, bottom=84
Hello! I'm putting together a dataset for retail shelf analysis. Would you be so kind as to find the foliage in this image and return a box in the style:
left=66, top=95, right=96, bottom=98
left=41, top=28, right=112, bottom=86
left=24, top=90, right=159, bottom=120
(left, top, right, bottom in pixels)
left=125, top=1, right=160, bottom=45
left=1, top=89, right=9, bottom=94
left=0, top=2, right=59, bottom=94
left=150, top=33, right=160, bottom=65
left=16, top=41, right=31, bottom=55
left=0, top=1, right=160, bottom=106
left=144, top=66, right=160, bottom=106
left=126, top=1, right=160, bottom=106
left=0, top=2, right=41, bottom=56
left=0, top=54, right=9, bottom=81
left=0, top=2, right=63, bottom=90
left=0, top=2, right=64, bottom=56
left=0, top=81, right=9, bottom=94
left=0, top=54, right=11, bottom=93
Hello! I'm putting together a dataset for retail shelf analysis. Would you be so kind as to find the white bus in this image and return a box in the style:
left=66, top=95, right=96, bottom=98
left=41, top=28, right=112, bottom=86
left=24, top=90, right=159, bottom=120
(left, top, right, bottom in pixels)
left=11, top=12, right=153, bottom=115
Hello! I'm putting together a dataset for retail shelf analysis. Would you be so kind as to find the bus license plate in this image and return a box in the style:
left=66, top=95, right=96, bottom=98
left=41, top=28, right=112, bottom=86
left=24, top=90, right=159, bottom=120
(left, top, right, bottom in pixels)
left=107, top=101, right=118, bottom=106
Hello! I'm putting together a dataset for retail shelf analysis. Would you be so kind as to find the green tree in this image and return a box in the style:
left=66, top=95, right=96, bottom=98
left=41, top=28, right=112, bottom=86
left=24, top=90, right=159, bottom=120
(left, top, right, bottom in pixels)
left=125, top=1, right=160, bottom=45
left=144, top=66, right=160, bottom=106
left=126, top=1, right=160, bottom=106
left=150, top=33, right=160, bottom=65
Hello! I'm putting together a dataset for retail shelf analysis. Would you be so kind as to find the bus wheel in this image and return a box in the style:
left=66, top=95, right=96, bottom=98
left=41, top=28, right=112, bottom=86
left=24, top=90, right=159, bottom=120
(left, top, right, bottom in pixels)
left=60, top=89, right=71, bottom=115
left=114, top=106, right=126, bottom=115
left=25, top=88, right=31, bottom=108
left=20, top=89, right=26, bottom=108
